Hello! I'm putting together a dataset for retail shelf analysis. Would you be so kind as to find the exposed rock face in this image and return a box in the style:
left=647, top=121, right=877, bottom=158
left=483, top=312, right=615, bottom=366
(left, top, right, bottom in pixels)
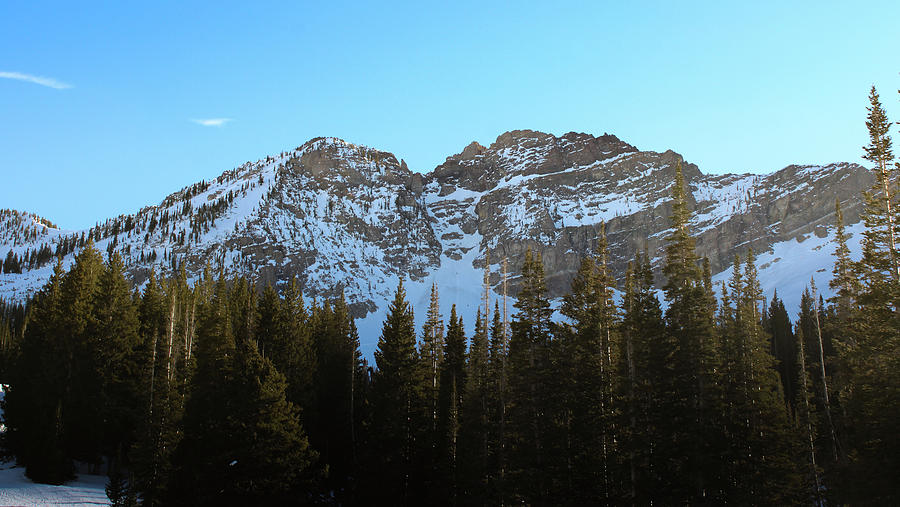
left=427, top=131, right=869, bottom=295
left=0, top=131, right=873, bottom=325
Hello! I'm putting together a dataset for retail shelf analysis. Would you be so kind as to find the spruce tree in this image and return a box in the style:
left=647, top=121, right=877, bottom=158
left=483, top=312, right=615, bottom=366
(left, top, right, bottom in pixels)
left=559, top=225, right=620, bottom=503
left=830, top=199, right=860, bottom=318
left=168, top=276, right=236, bottom=505
left=486, top=302, right=509, bottom=505
left=417, top=283, right=444, bottom=491
left=506, top=248, right=553, bottom=504
left=170, top=276, right=320, bottom=505
left=59, top=243, right=105, bottom=467
left=312, top=293, right=362, bottom=500
left=765, top=290, right=798, bottom=417
left=459, top=307, right=490, bottom=502
left=438, top=305, right=466, bottom=503
left=131, top=271, right=181, bottom=506
left=2, top=259, right=73, bottom=483
left=860, top=86, right=899, bottom=281
left=619, top=252, right=668, bottom=504
left=369, top=279, right=420, bottom=505
left=827, top=88, right=900, bottom=504
left=660, top=162, right=724, bottom=503
left=89, top=252, right=142, bottom=476
left=719, top=252, right=800, bottom=503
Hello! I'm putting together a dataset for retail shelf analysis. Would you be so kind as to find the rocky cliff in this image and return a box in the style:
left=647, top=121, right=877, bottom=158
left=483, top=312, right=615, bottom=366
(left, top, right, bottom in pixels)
left=0, top=131, right=872, bottom=353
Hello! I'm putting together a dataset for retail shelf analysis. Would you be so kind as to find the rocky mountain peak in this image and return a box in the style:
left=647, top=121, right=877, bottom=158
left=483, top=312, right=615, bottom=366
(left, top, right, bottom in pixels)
left=0, top=131, right=874, bottom=356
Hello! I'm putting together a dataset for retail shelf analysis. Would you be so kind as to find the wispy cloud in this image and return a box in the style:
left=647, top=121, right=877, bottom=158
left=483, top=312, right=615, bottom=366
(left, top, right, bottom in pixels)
left=190, top=118, right=232, bottom=127
left=0, top=71, right=72, bottom=89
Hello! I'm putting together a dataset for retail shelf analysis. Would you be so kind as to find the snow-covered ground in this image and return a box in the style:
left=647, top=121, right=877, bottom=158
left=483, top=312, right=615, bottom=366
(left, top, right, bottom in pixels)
left=0, top=387, right=109, bottom=506
left=0, top=465, right=109, bottom=507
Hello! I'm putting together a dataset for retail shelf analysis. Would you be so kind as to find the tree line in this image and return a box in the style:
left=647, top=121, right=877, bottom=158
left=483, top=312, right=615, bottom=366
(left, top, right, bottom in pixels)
left=0, top=88, right=897, bottom=505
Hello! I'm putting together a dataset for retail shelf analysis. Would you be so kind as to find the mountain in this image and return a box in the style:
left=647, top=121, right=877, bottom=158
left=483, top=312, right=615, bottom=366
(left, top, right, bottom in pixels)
left=0, top=131, right=872, bottom=355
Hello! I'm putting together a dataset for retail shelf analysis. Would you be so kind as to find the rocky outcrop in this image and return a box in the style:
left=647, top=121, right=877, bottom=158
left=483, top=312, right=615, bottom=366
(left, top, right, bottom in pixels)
left=0, top=131, right=874, bottom=320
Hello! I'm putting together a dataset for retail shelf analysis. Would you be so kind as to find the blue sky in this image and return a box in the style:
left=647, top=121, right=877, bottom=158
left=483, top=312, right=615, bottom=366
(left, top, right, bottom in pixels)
left=2, top=1, right=899, bottom=229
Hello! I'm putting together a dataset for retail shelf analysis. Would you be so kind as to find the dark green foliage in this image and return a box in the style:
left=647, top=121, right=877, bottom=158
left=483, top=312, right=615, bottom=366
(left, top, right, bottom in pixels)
left=661, top=162, right=726, bottom=503
left=506, top=248, right=553, bottom=504
left=5, top=92, right=900, bottom=504
left=718, top=252, right=801, bottom=504
left=766, top=291, right=798, bottom=417
left=369, top=279, right=421, bottom=505
left=437, top=305, right=466, bottom=502
left=417, top=283, right=443, bottom=491
left=459, top=308, right=490, bottom=502
left=3, top=259, right=73, bottom=484
left=169, top=276, right=320, bottom=506
left=619, top=252, right=668, bottom=504
left=310, top=293, right=364, bottom=501
left=559, top=224, right=620, bottom=503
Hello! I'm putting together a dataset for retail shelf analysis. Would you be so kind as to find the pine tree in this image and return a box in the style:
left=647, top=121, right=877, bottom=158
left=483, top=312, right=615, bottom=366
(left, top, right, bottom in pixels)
left=661, top=162, right=724, bottom=503
left=131, top=271, right=181, bottom=506
left=459, top=307, right=490, bottom=502
left=417, top=283, right=444, bottom=490
left=860, top=86, right=899, bottom=281
left=506, top=248, right=553, bottom=504
left=718, top=252, right=800, bottom=503
left=438, top=305, right=466, bottom=503
left=765, top=291, right=798, bottom=417
left=830, top=199, right=860, bottom=318
left=619, top=252, right=668, bottom=504
left=559, top=224, right=620, bottom=503
left=170, top=276, right=320, bottom=505
left=3, top=259, right=73, bottom=483
left=89, top=253, right=142, bottom=476
left=486, top=302, right=509, bottom=505
left=369, top=279, right=420, bottom=505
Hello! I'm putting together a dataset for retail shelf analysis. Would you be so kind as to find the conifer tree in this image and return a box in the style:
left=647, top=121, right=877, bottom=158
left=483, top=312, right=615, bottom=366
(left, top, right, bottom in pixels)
left=794, top=323, right=823, bottom=504
left=765, top=291, right=798, bottom=416
left=860, top=86, right=899, bottom=281
left=719, top=252, right=800, bottom=503
left=168, top=277, right=236, bottom=504
left=460, top=307, right=490, bottom=502
left=312, top=293, right=363, bottom=500
left=486, top=302, right=508, bottom=504
left=506, top=248, right=553, bottom=504
left=830, top=199, right=860, bottom=318
left=661, top=162, right=724, bottom=503
left=131, top=271, right=181, bottom=506
left=438, top=305, right=466, bottom=503
left=369, top=279, right=420, bottom=505
left=2, top=259, right=73, bottom=483
left=89, top=253, right=142, bottom=475
left=283, top=278, right=317, bottom=420
left=59, top=243, right=105, bottom=467
left=618, top=252, right=668, bottom=504
left=559, top=224, right=620, bottom=503
left=417, top=283, right=444, bottom=489
left=170, top=276, right=320, bottom=505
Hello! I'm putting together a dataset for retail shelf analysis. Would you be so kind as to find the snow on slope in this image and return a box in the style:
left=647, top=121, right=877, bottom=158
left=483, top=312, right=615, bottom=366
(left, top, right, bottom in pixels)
left=0, top=465, right=109, bottom=507
left=0, top=387, right=109, bottom=506
left=0, top=134, right=872, bottom=358
left=712, top=221, right=866, bottom=315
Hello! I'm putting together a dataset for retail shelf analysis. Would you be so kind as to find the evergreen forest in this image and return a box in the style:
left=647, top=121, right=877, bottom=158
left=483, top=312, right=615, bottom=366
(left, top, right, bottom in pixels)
left=0, top=89, right=898, bottom=506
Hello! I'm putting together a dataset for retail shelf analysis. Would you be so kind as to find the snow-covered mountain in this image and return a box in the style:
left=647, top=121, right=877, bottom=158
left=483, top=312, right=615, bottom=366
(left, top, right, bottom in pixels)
left=0, top=131, right=872, bottom=356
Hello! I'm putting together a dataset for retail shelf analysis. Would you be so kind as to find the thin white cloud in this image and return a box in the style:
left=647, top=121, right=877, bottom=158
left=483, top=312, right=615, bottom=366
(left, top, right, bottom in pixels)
left=190, top=118, right=232, bottom=127
left=0, top=71, right=72, bottom=89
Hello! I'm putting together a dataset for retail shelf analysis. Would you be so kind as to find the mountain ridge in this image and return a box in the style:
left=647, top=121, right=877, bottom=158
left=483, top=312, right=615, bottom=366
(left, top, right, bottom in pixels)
left=0, top=130, right=872, bottom=354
